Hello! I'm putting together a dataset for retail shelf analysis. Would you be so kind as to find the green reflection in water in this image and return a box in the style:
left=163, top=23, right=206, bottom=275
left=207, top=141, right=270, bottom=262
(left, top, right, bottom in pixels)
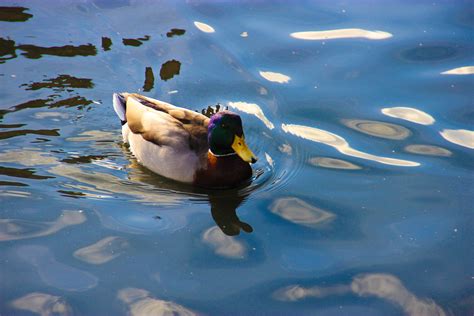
left=0, top=166, right=54, bottom=180
left=21, top=74, right=94, bottom=91
left=122, top=35, right=150, bottom=47
left=0, top=38, right=17, bottom=63
left=143, top=67, right=155, bottom=92
left=166, top=28, right=186, bottom=38
left=101, top=37, right=112, bottom=51
left=160, top=59, right=181, bottom=80
left=0, top=96, right=93, bottom=119
left=0, top=6, right=33, bottom=22
left=17, top=43, right=97, bottom=59
left=1, top=37, right=97, bottom=61
left=0, top=180, right=28, bottom=187
left=0, top=128, right=60, bottom=140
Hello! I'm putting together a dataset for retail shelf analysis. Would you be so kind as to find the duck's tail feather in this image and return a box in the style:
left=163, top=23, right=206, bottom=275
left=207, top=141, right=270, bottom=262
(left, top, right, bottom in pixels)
left=113, top=93, right=127, bottom=125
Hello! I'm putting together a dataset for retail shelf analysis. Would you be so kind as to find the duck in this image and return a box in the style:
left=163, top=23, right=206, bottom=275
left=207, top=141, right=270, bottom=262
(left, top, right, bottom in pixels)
left=112, top=93, right=257, bottom=188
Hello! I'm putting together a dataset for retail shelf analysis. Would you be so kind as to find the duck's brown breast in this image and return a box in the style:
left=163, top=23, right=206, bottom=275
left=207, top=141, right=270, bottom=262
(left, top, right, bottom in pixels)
left=193, top=152, right=252, bottom=188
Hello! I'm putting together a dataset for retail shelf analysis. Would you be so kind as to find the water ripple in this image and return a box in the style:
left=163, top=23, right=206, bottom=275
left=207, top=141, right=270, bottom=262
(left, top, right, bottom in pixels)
left=17, top=245, right=98, bottom=291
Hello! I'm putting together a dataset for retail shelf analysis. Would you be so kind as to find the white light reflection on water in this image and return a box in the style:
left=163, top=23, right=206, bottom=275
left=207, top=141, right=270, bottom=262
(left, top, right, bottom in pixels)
left=118, top=287, right=197, bottom=316
left=351, top=274, right=446, bottom=316
left=194, top=21, right=215, bottom=33
left=440, top=129, right=474, bottom=149
left=381, top=107, right=435, bottom=125
left=259, top=71, right=291, bottom=83
left=404, top=145, right=452, bottom=157
left=309, top=157, right=362, bottom=170
left=270, top=197, right=335, bottom=228
left=228, top=101, right=275, bottom=129
left=0, top=149, right=58, bottom=166
left=74, top=236, right=129, bottom=265
left=291, top=28, right=392, bottom=40
left=10, top=292, right=73, bottom=316
left=274, top=273, right=446, bottom=316
left=0, top=210, right=86, bottom=242
left=342, top=119, right=411, bottom=140
left=282, top=123, right=419, bottom=167
left=202, top=226, right=246, bottom=259
left=441, top=66, right=474, bottom=75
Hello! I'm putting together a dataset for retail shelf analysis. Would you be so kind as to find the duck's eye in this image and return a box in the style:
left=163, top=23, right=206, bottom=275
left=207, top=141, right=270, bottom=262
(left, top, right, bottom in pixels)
left=221, top=123, right=227, bottom=128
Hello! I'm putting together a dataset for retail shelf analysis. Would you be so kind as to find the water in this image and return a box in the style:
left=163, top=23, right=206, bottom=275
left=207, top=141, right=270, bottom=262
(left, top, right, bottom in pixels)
left=1, top=1, right=473, bottom=315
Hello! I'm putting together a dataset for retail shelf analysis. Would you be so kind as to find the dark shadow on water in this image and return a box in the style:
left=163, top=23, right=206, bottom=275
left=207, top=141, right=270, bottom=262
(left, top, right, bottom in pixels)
left=101, top=37, right=112, bottom=51
left=0, top=96, right=93, bottom=120
left=0, top=128, right=60, bottom=140
left=21, top=74, right=94, bottom=91
left=17, top=43, right=97, bottom=59
left=143, top=67, right=155, bottom=92
left=0, top=6, right=33, bottom=22
left=0, top=37, right=97, bottom=62
left=159, top=59, right=181, bottom=81
left=0, top=38, right=17, bottom=63
left=0, top=180, right=28, bottom=186
left=166, top=28, right=186, bottom=38
left=122, top=35, right=150, bottom=47
left=0, top=166, right=54, bottom=180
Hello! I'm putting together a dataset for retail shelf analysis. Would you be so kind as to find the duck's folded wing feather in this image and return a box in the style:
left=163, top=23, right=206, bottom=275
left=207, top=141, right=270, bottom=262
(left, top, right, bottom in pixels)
left=124, top=94, right=209, bottom=156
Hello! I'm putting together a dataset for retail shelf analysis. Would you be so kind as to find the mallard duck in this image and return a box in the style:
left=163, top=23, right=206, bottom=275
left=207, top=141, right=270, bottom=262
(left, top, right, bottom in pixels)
left=112, top=93, right=257, bottom=188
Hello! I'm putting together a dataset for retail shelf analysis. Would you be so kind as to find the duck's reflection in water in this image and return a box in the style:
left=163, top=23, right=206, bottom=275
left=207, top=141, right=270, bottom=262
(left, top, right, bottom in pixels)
left=208, top=190, right=253, bottom=236
left=126, top=155, right=254, bottom=236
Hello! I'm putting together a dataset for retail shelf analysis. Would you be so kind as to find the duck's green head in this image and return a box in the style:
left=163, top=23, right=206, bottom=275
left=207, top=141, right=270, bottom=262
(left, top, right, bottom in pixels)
left=208, top=111, right=257, bottom=163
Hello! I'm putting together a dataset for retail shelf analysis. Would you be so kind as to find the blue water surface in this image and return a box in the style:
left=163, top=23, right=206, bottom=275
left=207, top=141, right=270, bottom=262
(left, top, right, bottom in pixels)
left=0, top=1, right=473, bottom=315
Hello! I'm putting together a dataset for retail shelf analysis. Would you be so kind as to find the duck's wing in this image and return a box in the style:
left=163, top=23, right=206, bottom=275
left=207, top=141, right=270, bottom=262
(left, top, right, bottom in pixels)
left=121, top=93, right=210, bottom=156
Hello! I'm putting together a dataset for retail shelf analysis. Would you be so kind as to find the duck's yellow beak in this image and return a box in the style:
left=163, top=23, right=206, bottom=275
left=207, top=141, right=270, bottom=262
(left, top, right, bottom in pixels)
left=232, top=135, right=257, bottom=164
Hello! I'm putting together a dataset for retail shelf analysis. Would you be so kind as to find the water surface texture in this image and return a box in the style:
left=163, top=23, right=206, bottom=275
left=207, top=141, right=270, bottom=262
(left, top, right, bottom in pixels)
left=1, top=1, right=473, bottom=315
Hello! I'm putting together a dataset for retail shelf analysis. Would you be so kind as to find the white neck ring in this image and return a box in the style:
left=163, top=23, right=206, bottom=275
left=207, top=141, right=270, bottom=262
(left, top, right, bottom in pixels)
left=208, top=149, right=237, bottom=157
